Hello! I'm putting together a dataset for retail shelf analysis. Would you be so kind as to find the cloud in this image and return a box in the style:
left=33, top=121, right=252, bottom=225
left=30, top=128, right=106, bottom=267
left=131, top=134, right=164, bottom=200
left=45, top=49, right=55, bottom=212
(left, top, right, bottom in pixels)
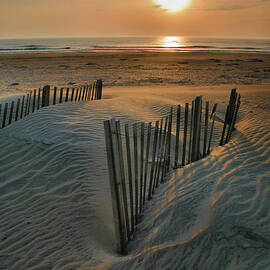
left=195, top=0, right=270, bottom=11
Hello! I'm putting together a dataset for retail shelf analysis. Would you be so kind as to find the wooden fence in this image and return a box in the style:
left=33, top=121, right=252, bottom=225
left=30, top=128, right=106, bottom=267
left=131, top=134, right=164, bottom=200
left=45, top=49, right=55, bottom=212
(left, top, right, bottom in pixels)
left=104, top=89, right=240, bottom=254
left=0, top=79, right=103, bottom=129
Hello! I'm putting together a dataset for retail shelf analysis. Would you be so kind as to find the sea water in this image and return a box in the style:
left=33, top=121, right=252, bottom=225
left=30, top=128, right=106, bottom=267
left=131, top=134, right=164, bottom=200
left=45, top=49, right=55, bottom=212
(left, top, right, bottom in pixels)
left=0, top=36, right=270, bottom=54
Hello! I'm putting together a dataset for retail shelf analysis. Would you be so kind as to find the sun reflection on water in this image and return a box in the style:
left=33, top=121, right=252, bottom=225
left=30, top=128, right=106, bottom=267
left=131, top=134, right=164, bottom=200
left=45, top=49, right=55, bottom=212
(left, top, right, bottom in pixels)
left=161, top=36, right=183, bottom=49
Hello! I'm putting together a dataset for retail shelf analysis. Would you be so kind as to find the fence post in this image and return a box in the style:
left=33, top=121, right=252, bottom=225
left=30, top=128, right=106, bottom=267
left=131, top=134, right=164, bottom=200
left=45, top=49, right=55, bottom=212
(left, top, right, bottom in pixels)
left=104, top=120, right=127, bottom=254
left=154, top=119, right=163, bottom=189
left=15, top=98, right=20, bottom=121
left=115, top=121, right=131, bottom=241
left=139, top=123, right=145, bottom=214
left=188, top=100, right=194, bottom=164
left=182, top=103, right=189, bottom=166
left=78, top=87, right=82, bottom=101
left=143, top=122, right=152, bottom=207
left=20, top=96, right=25, bottom=119
left=133, top=123, right=139, bottom=224
left=71, top=88, right=75, bottom=101
left=65, top=88, right=69, bottom=102
left=53, top=87, right=57, bottom=105
left=59, top=88, right=63, bottom=103
left=191, top=96, right=202, bottom=162
left=96, top=79, right=103, bottom=100
left=174, top=105, right=181, bottom=168
left=42, top=85, right=50, bottom=107
left=27, top=91, right=32, bottom=115
left=203, top=101, right=209, bottom=157
left=32, top=89, right=36, bottom=113
left=91, top=83, right=95, bottom=100
left=207, top=105, right=218, bottom=155
left=161, top=116, right=169, bottom=182
left=148, top=120, right=159, bottom=199
left=8, top=101, right=15, bottom=125
left=24, top=94, right=29, bottom=117
left=37, top=88, right=41, bottom=110
left=2, top=103, right=8, bottom=128
left=125, top=124, right=135, bottom=234
left=166, top=108, right=173, bottom=172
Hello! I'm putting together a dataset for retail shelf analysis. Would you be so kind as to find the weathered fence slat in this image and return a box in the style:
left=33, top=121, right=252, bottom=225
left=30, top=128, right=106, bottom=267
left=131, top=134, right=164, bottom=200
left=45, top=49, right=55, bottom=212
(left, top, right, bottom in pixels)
left=203, top=101, right=209, bottom=157
left=182, top=103, right=189, bottom=166
left=2, top=103, right=8, bottom=128
left=161, top=116, right=169, bottom=182
left=220, top=105, right=229, bottom=146
left=71, top=88, right=75, bottom=101
left=75, top=88, right=79, bottom=101
left=42, top=85, right=50, bottom=107
left=125, top=124, right=135, bottom=233
left=143, top=122, right=152, bottom=207
left=8, top=101, right=14, bottom=125
left=133, top=123, right=139, bottom=224
left=188, top=100, right=194, bottom=164
left=32, top=90, right=36, bottom=113
left=139, top=123, right=145, bottom=214
left=115, top=121, right=131, bottom=241
left=59, top=88, right=63, bottom=104
left=53, top=87, right=57, bottom=105
left=174, top=105, right=181, bottom=168
left=78, top=88, right=82, bottom=101
left=27, top=91, right=32, bottom=115
left=148, top=121, right=159, bottom=199
left=15, top=98, right=20, bottom=121
left=154, top=118, right=163, bottom=189
left=37, top=88, right=41, bottom=110
left=24, top=94, right=29, bottom=117
left=104, top=120, right=127, bottom=254
left=207, top=105, right=218, bottom=155
left=65, top=88, right=69, bottom=102
left=20, top=96, right=25, bottom=119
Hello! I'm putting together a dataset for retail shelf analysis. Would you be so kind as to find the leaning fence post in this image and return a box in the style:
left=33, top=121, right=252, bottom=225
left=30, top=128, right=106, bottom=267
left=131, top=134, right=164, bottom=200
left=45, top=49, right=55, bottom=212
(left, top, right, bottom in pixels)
left=71, top=88, right=75, bottom=101
left=24, top=94, right=29, bottom=117
left=148, top=121, right=159, bottom=199
left=207, top=105, right=218, bottom=155
left=27, top=91, right=32, bottom=115
left=125, top=124, right=135, bottom=234
left=220, top=105, right=229, bottom=146
left=203, top=101, right=209, bottom=157
left=154, top=119, right=163, bottom=189
left=143, top=122, right=152, bottom=207
left=78, top=87, right=82, bottom=101
left=2, top=103, right=8, bottom=128
left=91, top=83, right=95, bottom=100
left=182, top=103, right=189, bottom=167
left=15, top=98, right=20, bottom=121
left=8, top=101, right=14, bottom=125
left=104, top=120, right=127, bottom=254
left=161, top=116, right=169, bottom=182
left=42, top=85, right=50, bottom=107
left=174, top=105, right=181, bottom=168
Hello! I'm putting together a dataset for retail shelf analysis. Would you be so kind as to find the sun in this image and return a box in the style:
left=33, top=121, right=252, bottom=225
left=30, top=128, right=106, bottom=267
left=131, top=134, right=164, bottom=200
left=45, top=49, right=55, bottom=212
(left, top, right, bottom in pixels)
left=155, top=0, right=190, bottom=12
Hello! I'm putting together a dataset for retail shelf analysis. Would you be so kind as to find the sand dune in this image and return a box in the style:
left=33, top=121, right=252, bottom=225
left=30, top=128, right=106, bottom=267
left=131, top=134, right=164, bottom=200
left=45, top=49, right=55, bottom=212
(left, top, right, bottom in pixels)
left=0, top=84, right=269, bottom=269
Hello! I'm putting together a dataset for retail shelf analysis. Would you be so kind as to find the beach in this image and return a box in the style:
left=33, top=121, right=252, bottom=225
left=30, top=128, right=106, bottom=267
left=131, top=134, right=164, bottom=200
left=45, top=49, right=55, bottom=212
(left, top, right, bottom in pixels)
left=0, top=51, right=270, bottom=269
left=0, top=51, right=269, bottom=95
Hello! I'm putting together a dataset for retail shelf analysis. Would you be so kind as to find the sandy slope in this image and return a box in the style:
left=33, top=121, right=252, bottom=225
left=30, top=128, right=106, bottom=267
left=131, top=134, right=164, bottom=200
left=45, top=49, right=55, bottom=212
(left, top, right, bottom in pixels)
left=0, top=85, right=270, bottom=270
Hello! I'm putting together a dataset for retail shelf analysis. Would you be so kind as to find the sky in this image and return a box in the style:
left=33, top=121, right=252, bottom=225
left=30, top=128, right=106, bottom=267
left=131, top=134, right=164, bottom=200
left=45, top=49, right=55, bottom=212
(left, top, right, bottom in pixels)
left=0, top=0, right=269, bottom=39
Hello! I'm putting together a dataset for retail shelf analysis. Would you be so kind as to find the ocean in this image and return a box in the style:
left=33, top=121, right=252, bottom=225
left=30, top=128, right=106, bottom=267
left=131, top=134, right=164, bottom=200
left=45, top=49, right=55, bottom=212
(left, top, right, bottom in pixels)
left=0, top=36, right=270, bottom=54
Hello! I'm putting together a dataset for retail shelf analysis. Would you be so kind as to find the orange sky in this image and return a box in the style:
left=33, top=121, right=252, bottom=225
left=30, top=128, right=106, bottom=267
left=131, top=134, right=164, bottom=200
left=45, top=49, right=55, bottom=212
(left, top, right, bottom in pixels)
left=0, top=0, right=269, bottom=38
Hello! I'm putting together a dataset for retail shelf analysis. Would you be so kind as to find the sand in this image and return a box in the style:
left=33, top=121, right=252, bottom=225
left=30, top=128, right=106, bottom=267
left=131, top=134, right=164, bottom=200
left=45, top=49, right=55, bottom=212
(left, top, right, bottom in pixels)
left=0, top=52, right=270, bottom=269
